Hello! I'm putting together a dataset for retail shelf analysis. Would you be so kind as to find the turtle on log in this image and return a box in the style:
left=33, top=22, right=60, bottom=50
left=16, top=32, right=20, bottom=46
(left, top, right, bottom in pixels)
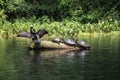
left=77, top=40, right=90, bottom=49
left=51, top=38, right=62, bottom=45
left=63, top=39, right=77, bottom=47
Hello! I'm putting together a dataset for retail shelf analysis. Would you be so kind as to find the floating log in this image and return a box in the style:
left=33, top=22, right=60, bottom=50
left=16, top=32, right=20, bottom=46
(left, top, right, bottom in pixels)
left=29, top=49, right=80, bottom=59
left=29, top=41, right=90, bottom=50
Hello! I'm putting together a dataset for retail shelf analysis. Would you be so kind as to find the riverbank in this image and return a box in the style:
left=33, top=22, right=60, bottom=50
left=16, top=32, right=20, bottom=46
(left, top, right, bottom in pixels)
left=0, top=20, right=120, bottom=38
left=0, top=31, right=120, bottom=40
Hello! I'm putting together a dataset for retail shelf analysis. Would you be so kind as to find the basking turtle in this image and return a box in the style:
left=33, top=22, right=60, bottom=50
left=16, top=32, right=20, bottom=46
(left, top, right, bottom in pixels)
left=64, top=39, right=77, bottom=47
left=77, top=40, right=90, bottom=49
left=51, top=38, right=62, bottom=45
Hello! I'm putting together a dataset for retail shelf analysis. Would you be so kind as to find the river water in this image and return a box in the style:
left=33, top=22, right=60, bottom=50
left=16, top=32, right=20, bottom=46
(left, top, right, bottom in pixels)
left=0, top=35, right=120, bottom=80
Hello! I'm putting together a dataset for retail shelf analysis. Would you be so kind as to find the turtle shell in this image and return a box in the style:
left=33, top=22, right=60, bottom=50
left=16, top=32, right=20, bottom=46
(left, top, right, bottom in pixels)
left=78, top=41, right=87, bottom=45
left=64, top=39, right=76, bottom=46
left=51, top=38, right=62, bottom=43
left=77, top=40, right=90, bottom=49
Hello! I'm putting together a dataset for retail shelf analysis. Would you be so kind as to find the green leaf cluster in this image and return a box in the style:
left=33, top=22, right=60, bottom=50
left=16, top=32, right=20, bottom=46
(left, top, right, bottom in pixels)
left=0, top=0, right=119, bottom=22
left=0, top=0, right=120, bottom=37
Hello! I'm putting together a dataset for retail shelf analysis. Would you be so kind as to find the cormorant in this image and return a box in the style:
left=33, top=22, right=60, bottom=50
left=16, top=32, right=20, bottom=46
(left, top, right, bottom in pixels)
left=17, top=26, right=48, bottom=47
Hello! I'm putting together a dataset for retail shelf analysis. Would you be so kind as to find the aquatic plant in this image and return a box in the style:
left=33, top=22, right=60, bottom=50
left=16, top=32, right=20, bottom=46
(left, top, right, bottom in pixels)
left=0, top=18, right=120, bottom=38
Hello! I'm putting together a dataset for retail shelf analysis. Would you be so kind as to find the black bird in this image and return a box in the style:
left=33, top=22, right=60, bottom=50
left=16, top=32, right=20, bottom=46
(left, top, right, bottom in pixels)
left=30, top=26, right=36, bottom=34
left=17, top=26, right=48, bottom=46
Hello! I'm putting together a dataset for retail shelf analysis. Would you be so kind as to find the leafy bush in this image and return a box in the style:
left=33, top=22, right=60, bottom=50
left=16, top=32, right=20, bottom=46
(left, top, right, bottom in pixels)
left=0, top=0, right=120, bottom=37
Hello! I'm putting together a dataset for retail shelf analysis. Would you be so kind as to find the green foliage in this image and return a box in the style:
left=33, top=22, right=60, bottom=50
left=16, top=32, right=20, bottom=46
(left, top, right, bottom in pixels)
left=0, top=18, right=120, bottom=37
left=0, top=10, right=6, bottom=20
left=0, top=0, right=119, bottom=22
left=0, top=0, right=120, bottom=37
left=0, top=0, right=4, bottom=6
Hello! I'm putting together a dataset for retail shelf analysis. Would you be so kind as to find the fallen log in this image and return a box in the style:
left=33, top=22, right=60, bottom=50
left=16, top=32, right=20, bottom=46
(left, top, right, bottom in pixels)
left=29, top=40, right=90, bottom=50
left=29, top=49, right=80, bottom=59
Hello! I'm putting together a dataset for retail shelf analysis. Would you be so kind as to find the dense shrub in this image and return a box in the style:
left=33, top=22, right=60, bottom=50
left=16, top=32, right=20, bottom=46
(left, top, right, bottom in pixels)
left=0, top=0, right=120, bottom=37
left=0, top=0, right=119, bottom=22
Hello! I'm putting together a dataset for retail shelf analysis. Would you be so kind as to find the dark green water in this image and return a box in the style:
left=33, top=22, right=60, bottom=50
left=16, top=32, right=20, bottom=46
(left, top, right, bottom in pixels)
left=0, top=35, right=120, bottom=80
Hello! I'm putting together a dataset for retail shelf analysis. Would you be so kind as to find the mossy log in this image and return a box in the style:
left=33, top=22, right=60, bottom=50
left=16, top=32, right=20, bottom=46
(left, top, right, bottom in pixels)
left=29, top=41, right=82, bottom=50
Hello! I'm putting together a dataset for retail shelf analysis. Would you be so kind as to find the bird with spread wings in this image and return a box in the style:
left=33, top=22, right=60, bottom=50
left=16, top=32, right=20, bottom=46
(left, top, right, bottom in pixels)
left=17, top=26, right=48, bottom=47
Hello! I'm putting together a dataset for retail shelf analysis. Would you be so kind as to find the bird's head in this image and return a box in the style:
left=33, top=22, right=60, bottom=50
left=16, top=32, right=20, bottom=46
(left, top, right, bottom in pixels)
left=30, top=26, right=36, bottom=34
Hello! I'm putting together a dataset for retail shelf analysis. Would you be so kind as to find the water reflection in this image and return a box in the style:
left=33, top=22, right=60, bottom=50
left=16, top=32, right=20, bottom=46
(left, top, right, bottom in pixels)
left=27, top=49, right=90, bottom=63
left=28, top=50, right=41, bottom=63
left=0, top=35, right=120, bottom=80
left=67, top=50, right=89, bottom=58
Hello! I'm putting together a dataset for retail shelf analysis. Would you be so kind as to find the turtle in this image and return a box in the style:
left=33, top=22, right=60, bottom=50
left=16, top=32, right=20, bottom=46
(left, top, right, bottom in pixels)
left=64, top=39, right=77, bottom=47
left=51, top=38, right=62, bottom=45
left=77, top=40, right=90, bottom=49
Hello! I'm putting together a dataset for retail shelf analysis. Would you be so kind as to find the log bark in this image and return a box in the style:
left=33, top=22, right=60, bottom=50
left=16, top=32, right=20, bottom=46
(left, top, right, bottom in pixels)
left=29, top=49, right=81, bottom=59
left=29, top=41, right=81, bottom=50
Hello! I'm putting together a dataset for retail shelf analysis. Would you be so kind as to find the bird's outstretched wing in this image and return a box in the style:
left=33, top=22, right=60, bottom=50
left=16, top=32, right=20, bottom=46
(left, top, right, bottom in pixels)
left=17, top=31, right=32, bottom=38
left=37, top=29, right=48, bottom=38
